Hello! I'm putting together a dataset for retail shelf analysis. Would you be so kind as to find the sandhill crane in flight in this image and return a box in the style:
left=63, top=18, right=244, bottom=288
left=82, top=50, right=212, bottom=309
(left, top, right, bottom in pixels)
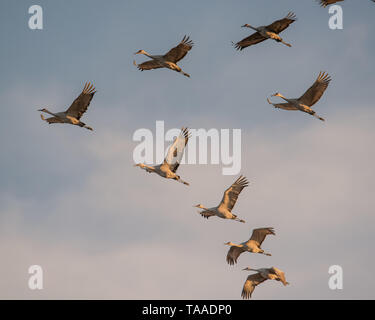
left=133, top=36, right=193, bottom=77
left=194, top=176, right=249, bottom=223
left=233, top=12, right=297, bottom=50
left=241, top=267, right=289, bottom=299
left=134, top=127, right=190, bottom=186
left=38, top=82, right=96, bottom=131
left=225, top=228, right=275, bottom=265
left=267, top=72, right=331, bottom=122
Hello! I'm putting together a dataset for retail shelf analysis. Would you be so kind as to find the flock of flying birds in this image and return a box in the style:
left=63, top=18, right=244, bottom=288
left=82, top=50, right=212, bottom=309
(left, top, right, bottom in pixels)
left=36, top=1, right=369, bottom=299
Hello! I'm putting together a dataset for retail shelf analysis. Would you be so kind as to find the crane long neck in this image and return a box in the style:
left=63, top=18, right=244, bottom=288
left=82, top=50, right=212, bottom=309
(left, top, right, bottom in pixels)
left=44, top=109, right=59, bottom=117
left=248, top=25, right=259, bottom=32
left=143, top=164, right=155, bottom=171
left=278, top=94, right=290, bottom=102
left=143, top=52, right=156, bottom=60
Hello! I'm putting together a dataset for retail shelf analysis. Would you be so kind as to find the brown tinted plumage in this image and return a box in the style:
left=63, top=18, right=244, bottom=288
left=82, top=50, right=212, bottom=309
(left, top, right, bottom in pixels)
left=163, top=35, right=194, bottom=63
left=298, top=72, right=331, bottom=107
left=267, top=71, right=331, bottom=121
left=266, top=12, right=297, bottom=34
left=233, top=32, right=267, bottom=51
left=241, top=273, right=267, bottom=299
left=234, top=12, right=296, bottom=50
left=226, top=227, right=275, bottom=265
left=134, top=59, right=163, bottom=71
left=241, top=267, right=289, bottom=299
left=66, top=82, right=96, bottom=120
left=270, top=267, right=289, bottom=286
left=133, top=36, right=193, bottom=77
left=266, top=98, right=299, bottom=110
left=317, top=0, right=344, bottom=7
left=198, top=210, right=216, bottom=219
left=219, top=175, right=249, bottom=211
left=226, top=246, right=245, bottom=265
left=248, top=228, right=275, bottom=247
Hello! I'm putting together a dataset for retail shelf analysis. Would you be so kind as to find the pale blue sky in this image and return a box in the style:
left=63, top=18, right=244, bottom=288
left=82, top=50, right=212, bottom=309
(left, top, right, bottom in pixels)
left=1, top=0, right=375, bottom=299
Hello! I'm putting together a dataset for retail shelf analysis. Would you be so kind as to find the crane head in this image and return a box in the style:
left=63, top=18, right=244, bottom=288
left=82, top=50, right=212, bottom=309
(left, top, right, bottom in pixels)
left=193, top=204, right=204, bottom=209
left=242, top=267, right=253, bottom=271
left=241, top=24, right=251, bottom=28
left=271, top=92, right=282, bottom=98
left=38, top=108, right=48, bottom=112
left=134, top=50, right=147, bottom=55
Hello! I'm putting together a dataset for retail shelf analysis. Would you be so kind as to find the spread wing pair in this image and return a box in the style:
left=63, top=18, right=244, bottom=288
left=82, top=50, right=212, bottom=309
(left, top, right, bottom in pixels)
left=234, top=12, right=296, bottom=50
left=226, top=228, right=275, bottom=265
left=135, top=36, right=193, bottom=71
left=270, top=72, right=331, bottom=110
left=242, top=267, right=288, bottom=299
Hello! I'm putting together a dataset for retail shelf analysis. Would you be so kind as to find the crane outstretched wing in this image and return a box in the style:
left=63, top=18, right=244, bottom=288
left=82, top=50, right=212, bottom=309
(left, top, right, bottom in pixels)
left=219, top=176, right=249, bottom=211
left=247, top=228, right=275, bottom=246
left=233, top=33, right=266, bottom=51
left=298, top=72, right=331, bottom=107
left=271, top=267, right=289, bottom=286
left=241, top=273, right=267, bottom=299
left=198, top=210, right=216, bottom=219
left=272, top=103, right=298, bottom=110
left=267, top=98, right=298, bottom=110
left=317, top=0, right=344, bottom=7
left=40, top=115, right=63, bottom=124
left=66, top=82, right=96, bottom=120
left=226, top=246, right=245, bottom=265
left=163, top=36, right=193, bottom=63
left=163, top=127, right=190, bottom=173
left=266, top=12, right=297, bottom=34
left=133, top=59, right=163, bottom=71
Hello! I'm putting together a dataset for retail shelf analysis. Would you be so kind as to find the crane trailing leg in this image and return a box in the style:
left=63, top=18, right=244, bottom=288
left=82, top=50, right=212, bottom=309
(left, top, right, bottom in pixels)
left=279, top=39, right=292, bottom=47
left=309, top=110, right=325, bottom=122
left=174, top=176, right=190, bottom=186
left=78, top=122, right=93, bottom=131
left=270, top=34, right=292, bottom=47
left=232, top=214, right=245, bottom=223
left=179, top=70, right=190, bottom=78
left=260, top=250, right=272, bottom=256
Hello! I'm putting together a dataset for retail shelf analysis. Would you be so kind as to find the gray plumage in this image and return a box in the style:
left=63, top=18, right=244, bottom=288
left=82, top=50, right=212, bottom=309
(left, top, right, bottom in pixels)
left=234, top=12, right=297, bottom=50
left=134, top=36, right=193, bottom=77
left=241, top=267, right=289, bottom=299
left=134, top=127, right=191, bottom=185
left=38, top=82, right=96, bottom=131
left=267, top=72, right=331, bottom=121
left=226, top=227, right=275, bottom=265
